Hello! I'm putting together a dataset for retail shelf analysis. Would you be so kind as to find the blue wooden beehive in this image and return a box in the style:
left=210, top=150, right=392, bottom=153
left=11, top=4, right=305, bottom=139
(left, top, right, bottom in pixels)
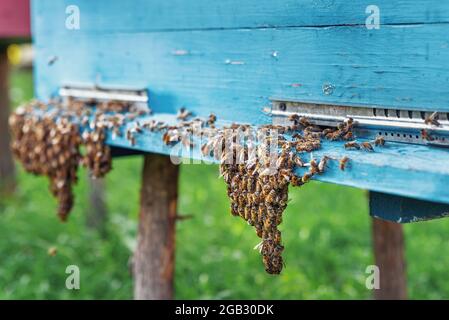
left=31, top=0, right=449, bottom=222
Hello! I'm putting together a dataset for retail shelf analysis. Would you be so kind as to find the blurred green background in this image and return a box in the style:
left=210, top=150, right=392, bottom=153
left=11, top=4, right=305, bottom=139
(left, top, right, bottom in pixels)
left=1, top=68, right=449, bottom=299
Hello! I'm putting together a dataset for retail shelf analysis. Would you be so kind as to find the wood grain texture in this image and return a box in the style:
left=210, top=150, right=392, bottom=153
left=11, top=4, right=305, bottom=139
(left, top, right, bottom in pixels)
left=33, top=24, right=449, bottom=125
left=31, top=1, right=449, bottom=207
left=133, top=154, right=178, bottom=300
left=372, top=216, right=407, bottom=300
left=32, top=0, right=449, bottom=33
left=370, top=191, right=449, bottom=223
left=0, top=47, right=15, bottom=193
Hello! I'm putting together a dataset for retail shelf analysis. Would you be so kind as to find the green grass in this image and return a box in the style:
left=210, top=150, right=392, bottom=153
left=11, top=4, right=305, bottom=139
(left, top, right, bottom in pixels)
left=2, top=68, right=449, bottom=299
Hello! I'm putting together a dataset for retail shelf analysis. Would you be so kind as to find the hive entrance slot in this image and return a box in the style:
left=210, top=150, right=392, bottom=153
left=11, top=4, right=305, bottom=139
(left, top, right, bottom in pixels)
left=59, top=86, right=150, bottom=113
left=270, top=100, right=449, bottom=147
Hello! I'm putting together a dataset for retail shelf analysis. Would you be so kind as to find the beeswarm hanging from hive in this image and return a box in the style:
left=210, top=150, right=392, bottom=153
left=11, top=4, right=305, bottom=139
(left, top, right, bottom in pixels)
left=9, top=98, right=376, bottom=274
left=8, top=99, right=148, bottom=220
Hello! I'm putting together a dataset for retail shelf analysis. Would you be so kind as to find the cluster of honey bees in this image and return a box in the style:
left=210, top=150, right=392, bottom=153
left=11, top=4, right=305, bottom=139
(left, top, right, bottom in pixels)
left=9, top=97, right=387, bottom=274
left=8, top=98, right=150, bottom=221
left=152, top=112, right=362, bottom=274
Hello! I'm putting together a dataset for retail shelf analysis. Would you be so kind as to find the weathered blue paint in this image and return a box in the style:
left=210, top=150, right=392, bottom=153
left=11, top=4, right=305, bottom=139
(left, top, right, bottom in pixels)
left=31, top=0, right=449, bottom=219
left=370, top=192, right=449, bottom=223
left=33, top=20, right=449, bottom=124
left=32, top=0, right=449, bottom=32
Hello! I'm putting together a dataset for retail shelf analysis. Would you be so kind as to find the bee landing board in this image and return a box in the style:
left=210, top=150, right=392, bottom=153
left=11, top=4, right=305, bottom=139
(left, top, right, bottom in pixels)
left=32, top=0, right=449, bottom=221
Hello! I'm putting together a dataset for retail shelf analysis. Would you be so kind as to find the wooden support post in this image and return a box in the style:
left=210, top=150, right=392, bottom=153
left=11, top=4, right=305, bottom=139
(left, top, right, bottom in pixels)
left=133, top=154, right=178, bottom=300
left=372, top=217, right=407, bottom=300
left=86, top=177, right=107, bottom=237
left=0, top=45, right=15, bottom=194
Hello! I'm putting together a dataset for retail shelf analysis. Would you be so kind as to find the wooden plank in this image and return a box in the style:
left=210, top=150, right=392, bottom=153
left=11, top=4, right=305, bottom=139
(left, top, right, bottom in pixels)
left=33, top=24, right=449, bottom=126
left=31, top=2, right=449, bottom=205
left=372, top=215, right=407, bottom=300
left=0, top=46, right=15, bottom=193
left=52, top=112, right=449, bottom=206
left=32, top=0, right=449, bottom=34
left=133, top=154, right=178, bottom=300
left=370, top=191, right=449, bottom=223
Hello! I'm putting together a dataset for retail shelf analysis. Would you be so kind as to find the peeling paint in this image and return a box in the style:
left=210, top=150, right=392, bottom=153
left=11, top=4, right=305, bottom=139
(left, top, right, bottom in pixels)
left=225, top=59, right=245, bottom=65
left=172, top=49, right=190, bottom=56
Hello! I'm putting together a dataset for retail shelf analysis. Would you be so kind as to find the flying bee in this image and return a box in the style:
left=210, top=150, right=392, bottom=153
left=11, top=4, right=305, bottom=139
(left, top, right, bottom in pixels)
left=47, top=246, right=58, bottom=256
left=424, top=112, right=440, bottom=127
left=373, top=136, right=385, bottom=146
left=344, top=141, right=360, bottom=150
left=361, top=141, right=374, bottom=151
left=339, top=156, right=350, bottom=171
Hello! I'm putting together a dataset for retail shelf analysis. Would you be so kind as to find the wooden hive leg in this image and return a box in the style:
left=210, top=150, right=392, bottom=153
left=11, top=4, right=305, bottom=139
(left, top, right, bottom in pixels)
left=133, top=154, right=179, bottom=300
left=0, top=45, right=15, bottom=194
left=371, top=217, right=407, bottom=300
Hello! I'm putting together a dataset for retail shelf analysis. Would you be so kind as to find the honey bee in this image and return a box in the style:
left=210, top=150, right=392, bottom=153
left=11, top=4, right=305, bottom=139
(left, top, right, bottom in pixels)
left=318, top=156, right=329, bottom=173
left=337, top=122, right=346, bottom=131
left=288, top=114, right=300, bottom=123
left=290, top=175, right=303, bottom=187
left=126, top=129, right=136, bottom=146
left=301, top=172, right=313, bottom=183
left=424, top=112, right=440, bottom=127
left=346, top=117, right=354, bottom=127
left=47, top=246, right=58, bottom=256
left=134, top=122, right=143, bottom=134
left=342, top=131, right=353, bottom=140
left=177, top=107, right=192, bottom=121
left=47, top=56, right=58, bottom=66
left=373, top=136, right=385, bottom=146
left=299, top=116, right=311, bottom=127
left=207, top=113, right=217, bottom=126
left=421, top=129, right=434, bottom=141
left=361, top=141, right=374, bottom=151
left=309, top=159, right=320, bottom=174
left=344, top=141, right=360, bottom=150
left=322, top=128, right=334, bottom=136
left=326, top=130, right=341, bottom=141
left=339, top=156, right=349, bottom=171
